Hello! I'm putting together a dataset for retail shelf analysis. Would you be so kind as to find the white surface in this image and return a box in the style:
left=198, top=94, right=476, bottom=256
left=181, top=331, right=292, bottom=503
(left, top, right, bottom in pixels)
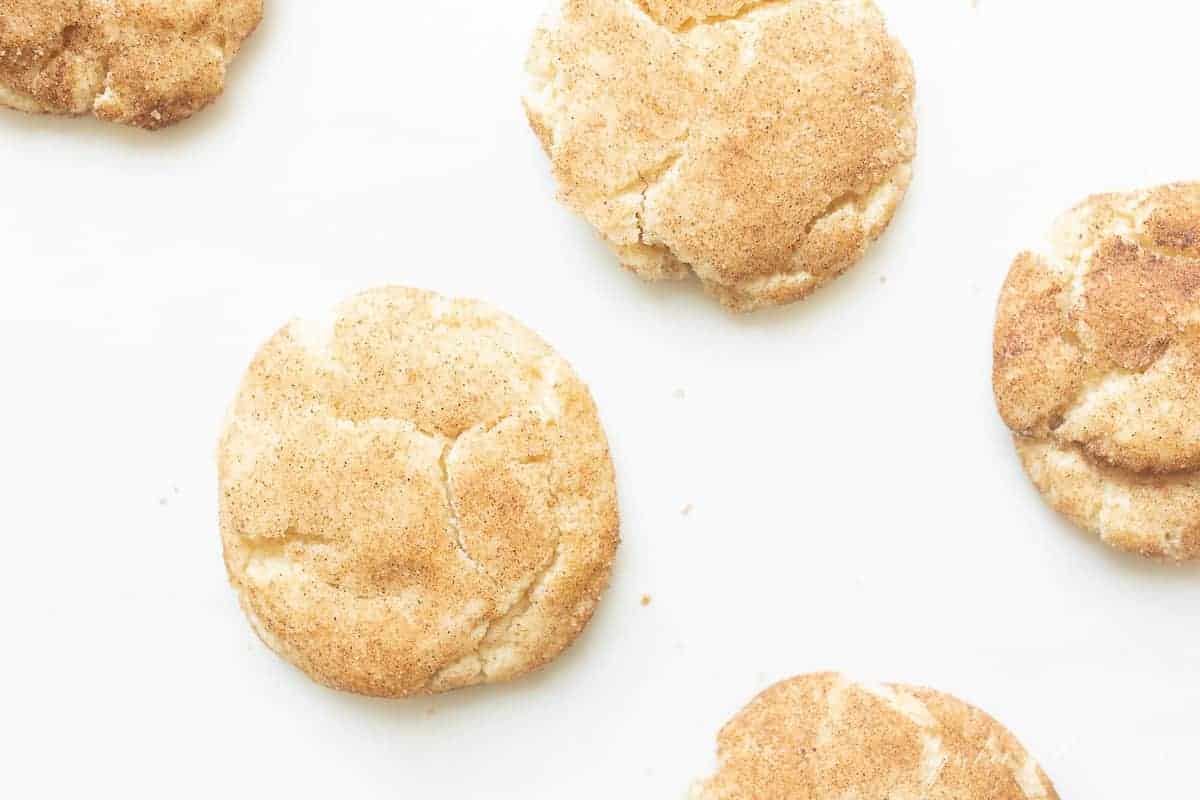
left=2, top=1, right=1198, bottom=796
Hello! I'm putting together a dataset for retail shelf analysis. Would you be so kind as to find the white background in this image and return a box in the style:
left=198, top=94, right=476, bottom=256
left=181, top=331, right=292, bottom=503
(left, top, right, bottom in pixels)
left=2, top=1, right=1198, bottom=796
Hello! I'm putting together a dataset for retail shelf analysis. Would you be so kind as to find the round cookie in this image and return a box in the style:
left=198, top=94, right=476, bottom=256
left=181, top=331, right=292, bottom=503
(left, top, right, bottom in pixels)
left=690, top=673, right=1058, bottom=799
left=218, top=287, right=620, bottom=697
left=994, top=183, right=1200, bottom=561
left=0, top=0, right=261, bottom=129
left=524, top=0, right=916, bottom=312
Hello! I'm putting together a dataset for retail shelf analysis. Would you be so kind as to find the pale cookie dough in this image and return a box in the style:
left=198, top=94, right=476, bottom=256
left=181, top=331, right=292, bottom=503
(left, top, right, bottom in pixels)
left=218, top=287, right=620, bottom=697
left=690, top=673, right=1059, bottom=799
left=524, top=0, right=916, bottom=312
left=994, top=183, right=1200, bottom=561
left=0, top=0, right=261, bottom=129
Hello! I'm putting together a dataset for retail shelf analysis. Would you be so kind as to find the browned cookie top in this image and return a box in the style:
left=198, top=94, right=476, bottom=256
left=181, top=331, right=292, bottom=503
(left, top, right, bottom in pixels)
left=219, top=288, right=620, bottom=697
left=0, top=0, right=261, bottom=128
left=525, top=0, right=916, bottom=312
left=994, top=183, right=1200, bottom=560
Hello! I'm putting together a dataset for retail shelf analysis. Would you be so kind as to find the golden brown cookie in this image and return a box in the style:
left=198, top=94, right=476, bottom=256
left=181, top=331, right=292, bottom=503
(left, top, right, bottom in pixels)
left=524, top=0, right=916, bottom=312
left=994, top=183, right=1200, bottom=561
left=690, top=673, right=1058, bottom=799
left=0, top=0, right=261, bottom=129
left=218, top=288, right=620, bottom=697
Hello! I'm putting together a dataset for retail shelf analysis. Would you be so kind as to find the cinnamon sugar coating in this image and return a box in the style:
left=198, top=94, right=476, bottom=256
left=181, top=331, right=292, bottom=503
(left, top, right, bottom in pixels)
left=219, top=288, right=620, bottom=696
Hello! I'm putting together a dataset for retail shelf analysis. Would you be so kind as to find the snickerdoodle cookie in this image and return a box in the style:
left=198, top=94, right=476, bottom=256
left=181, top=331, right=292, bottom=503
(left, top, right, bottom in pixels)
left=690, top=673, right=1058, bottom=799
left=524, top=0, right=916, bottom=312
left=218, top=288, right=619, bottom=697
left=994, top=183, right=1200, bottom=561
left=0, top=0, right=261, bottom=129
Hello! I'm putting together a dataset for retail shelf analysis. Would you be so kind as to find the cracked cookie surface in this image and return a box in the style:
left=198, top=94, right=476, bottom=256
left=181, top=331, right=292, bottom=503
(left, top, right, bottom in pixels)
left=690, top=673, right=1058, bottom=799
left=994, top=183, right=1200, bottom=561
left=218, top=287, right=619, bottom=697
left=0, top=0, right=261, bottom=129
left=524, top=0, right=916, bottom=312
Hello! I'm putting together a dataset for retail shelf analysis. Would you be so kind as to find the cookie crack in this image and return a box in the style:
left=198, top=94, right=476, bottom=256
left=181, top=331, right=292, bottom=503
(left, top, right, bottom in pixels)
left=1024, top=435, right=1200, bottom=483
left=237, top=412, right=519, bottom=590
left=633, top=150, right=685, bottom=246
left=678, top=0, right=791, bottom=31
left=336, top=408, right=530, bottom=571
left=330, top=414, right=448, bottom=442
left=1082, top=200, right=1200, bottom=266
left=1021, top=435, right=1200, bottom=558
left=633, top=0, right=790, bottom=32
left=239, top=525, right=337, bottom=588
left=1034, top=238, right=1189, bottom=463
left=479, top=540, right=564, bottom=678
left=90, top=49, right=114, bottom=108
left=789, top=163, right=911, bottom=252
left=698, top=165, right=904, bottom=293
left=1138, top=240, right=1200, bottom=263
left=799, top=189, right=866, bottom=242
left=244, top=524, right=333, bottom=551
left=1045, top=363, right=1137, bottom=437
left=426, top=455, right=567, bottom=689
left=437, top=433, right=492, bottom=573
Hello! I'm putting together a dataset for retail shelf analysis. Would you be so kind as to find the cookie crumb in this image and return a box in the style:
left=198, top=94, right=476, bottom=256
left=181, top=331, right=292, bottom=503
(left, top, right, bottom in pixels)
left=641, top=594, right=652, bottom=607
left=681, top=503, right=693, bottom=516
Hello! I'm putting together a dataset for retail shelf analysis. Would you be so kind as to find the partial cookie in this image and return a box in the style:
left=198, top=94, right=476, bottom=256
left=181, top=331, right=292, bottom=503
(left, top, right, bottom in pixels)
left=218, top=287, right=620, bottom=697
left=690, top=673, right=1058, bottom=799
left=994, top=183, right=1200, bottom=561
left=0, top=0, right=262, bottom=129
left=524, top=0, right=916, bottom=312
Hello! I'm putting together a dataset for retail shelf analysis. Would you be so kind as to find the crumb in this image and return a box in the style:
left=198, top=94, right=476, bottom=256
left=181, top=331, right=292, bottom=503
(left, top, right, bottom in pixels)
left=641, top=594, right=652, bottom=607
left=672, top=388, right=686, bottom=400
left=879, top=275, right=887, bottom=284
left=681, top=503, right=693, bottom=516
